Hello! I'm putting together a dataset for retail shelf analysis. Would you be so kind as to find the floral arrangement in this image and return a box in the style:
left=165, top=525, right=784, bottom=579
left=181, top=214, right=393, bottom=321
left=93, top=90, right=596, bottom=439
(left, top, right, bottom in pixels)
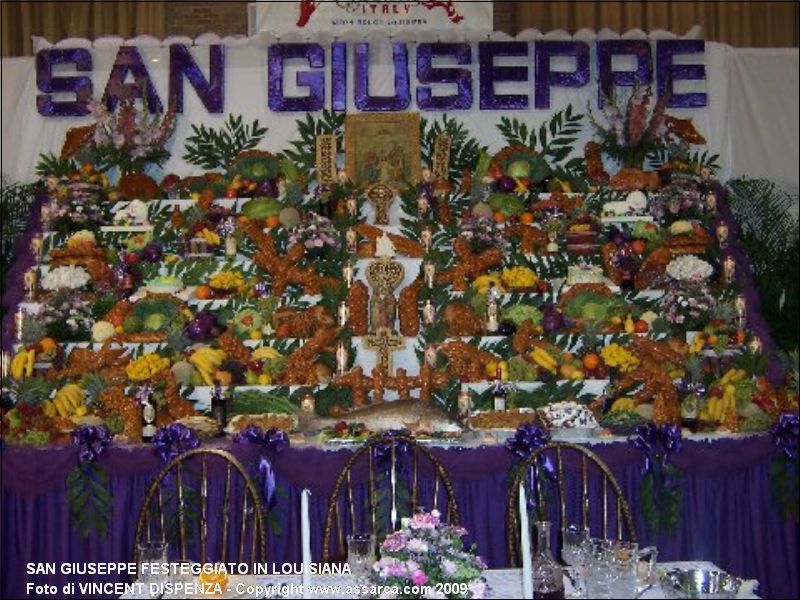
left=459, top=216, right=509, bottom=252
left=665, top=255, right=714, bottom=283
left=48, top=184, right=107, bottom=234
left=658, top=281, right=716, bottom=330
left=287, top=214, right=341, bottom=255
left=42, top=265, right=91, bottom=292
left=86, top=98, right=176, bottom=174
left=39, top=292, right=95, bottom=342
left=371, top=509, right=488, bottom=599
left=649, top=176, right=704, bottom=224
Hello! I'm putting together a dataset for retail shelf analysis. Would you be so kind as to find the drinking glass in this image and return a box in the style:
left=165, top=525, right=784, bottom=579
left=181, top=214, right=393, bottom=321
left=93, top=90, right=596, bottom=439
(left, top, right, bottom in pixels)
left=584, top=539, right=657, bottom=599
left=137, top=540, right=168, bottom=585
left=561, top=525, right=590, bottom=598
left=347, top=534, right=375, bottom=585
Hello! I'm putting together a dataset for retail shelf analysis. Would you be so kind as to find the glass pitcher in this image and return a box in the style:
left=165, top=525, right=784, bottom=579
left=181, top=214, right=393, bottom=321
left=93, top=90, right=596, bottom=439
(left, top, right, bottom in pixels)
left=531, top=521, right=565, bottom=599
left=584, top=538, right=657, bottom=599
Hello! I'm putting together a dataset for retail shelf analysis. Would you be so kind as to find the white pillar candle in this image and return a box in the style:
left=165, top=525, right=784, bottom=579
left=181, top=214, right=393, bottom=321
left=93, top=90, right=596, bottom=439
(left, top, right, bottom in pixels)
left=301, top=489, right=313, bottom=598
left=519, top=484, right=533, bottom=600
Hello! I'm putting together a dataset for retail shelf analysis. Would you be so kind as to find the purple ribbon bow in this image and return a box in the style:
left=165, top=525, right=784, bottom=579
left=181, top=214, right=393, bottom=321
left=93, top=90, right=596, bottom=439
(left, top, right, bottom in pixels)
left=629, top=422, right=683, bottom=487
left=153, top=423, right=200, bottom=464
left=771, top=412, right=799, bottom=463
left=71, top=424, right=112, bottom=464
left=505, top=424, right=556, bottom=513
left=234, top=426, right=289, bottom=509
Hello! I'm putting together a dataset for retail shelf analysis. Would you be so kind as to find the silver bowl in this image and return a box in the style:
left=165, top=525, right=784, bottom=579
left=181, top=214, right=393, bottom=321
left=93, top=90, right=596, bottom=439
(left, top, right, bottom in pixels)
left=660, top=568, right=743, bottom=599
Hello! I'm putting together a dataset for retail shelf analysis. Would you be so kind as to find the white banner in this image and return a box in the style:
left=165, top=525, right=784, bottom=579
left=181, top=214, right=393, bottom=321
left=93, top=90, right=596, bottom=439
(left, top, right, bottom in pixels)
left=254, top=1, right=493, bottom=38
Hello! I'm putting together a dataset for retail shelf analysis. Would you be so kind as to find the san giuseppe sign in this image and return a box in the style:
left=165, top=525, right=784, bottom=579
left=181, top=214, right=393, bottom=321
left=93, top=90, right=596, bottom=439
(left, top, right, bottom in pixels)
left=254, top=1, right=493, bottom=35
left=36, top=39, right=708, bottom=118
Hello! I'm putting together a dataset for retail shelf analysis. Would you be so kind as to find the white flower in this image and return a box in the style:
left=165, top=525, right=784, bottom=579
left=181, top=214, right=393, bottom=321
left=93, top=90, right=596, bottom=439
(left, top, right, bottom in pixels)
left=42, top=265, right=90, bottom=291
left=114, top=199, right=149, bottom=225
left=406, top=539, right=429, bottom=554
left=666, top=255, right=714, bottom=282
left=468, top=580, right=488, bottom=599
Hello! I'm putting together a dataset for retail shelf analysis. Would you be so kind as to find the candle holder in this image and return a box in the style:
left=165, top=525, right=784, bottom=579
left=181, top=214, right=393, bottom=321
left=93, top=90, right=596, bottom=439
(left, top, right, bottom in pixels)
left=486, top=299, right=499, bottom=333
left=24, top=269, right=37, bottom=302
left=716, top=223, right=729, bottom=249
left=346, top=195, right=358, bottom=217
left=300, top=393, right=316, bottom=414
left=31, top=235, right=44, bottom=264
left=423, top=261, right=435, bottom=288
left=420, top=226, right=433, bottom=253
left=336, top=343, right=349, bottom=375
left=722, top=256, right=736, bottom=285
left=342, top=262, right=354, bottom=288
left=417, top=196, right=429, bottom=218
left=424, top=345, right=438, bottom=368
left=338, top=301, right=350, bottom=327
left=734, top=294, right=747, bottom=327
left=748, top=336, right=763, bottom=355
left=1, top=351, right=10, bottom=385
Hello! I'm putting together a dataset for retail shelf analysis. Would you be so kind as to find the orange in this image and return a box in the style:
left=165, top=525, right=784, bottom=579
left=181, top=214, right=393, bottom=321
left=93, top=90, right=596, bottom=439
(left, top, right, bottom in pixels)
left=195, top=285, right=214, bottom=300
left=492, top=211, right=506, bottom=224
left=237, top=216, right=250, bottom=225
left=215, top=371, right=233, bottom=386
left=582, top=353, right=600, bottom=371
left=520, top=212, right=534, bottom=224
left=40, top=338, right=57, bottom=353
left=198, top=565, right=228, bottom=591
left=265, top=215, right=280, bottom=229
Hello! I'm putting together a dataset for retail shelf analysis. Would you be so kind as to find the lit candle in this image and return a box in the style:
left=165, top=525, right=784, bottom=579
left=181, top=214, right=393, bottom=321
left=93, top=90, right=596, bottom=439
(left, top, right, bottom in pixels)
left=716, top=223, right=729, bottom=249
left=422, top=299, right=436, bottom=325
left=338, top=301, right=349, bottom=327
left=337, top=168, right=349, bottom=185
left=15, top=309, right=25, bottom=342
left=424, top=345, right=438, bottom=367
left=748, top=336, right=763, bottom=355
left=705, top=191, right=717, bottom=213
left=723, top=256, right=736, bottom=285
left=31, top=235, right=43, bottom=263
left=24, top=269, right=37, bottom=301
left=346, top=228, right=358, bottom=254
left=486, top=299, right=499, bottom=333
left=519, top=484, right=534, bottom=600
left=300, top=393, right=316, bottom=414
left=1, top=351, right=10, bottom=382
left=346, top=195, right=358, bottom=217
left=336, top=342, right=348, bottom=374
left=420, top=226, right=433, bottom=253
left=457, top=386, right=471, bottom=417
left=300, top=489, right=313, bottom=598
left=735, top=294, right=747, bottom=324
left=417, top=195, right=429, bottom=217
left=342, top=262, right=354, bottom=287
left=40, top=204, right=52, bottom=231
left=421, top=166, right=432, bottom=183
left=423, top=261, right=435, bottom=288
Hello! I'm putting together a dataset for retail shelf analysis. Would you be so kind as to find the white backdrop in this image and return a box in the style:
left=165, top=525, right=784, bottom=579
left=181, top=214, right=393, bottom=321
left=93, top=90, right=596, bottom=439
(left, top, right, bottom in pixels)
left=1, top=38, right=797, bottom=195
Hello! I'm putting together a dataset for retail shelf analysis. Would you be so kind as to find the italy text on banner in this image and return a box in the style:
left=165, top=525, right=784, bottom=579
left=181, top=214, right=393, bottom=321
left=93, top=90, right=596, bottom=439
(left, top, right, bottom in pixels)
left=254, top=1, right=493, bottom=37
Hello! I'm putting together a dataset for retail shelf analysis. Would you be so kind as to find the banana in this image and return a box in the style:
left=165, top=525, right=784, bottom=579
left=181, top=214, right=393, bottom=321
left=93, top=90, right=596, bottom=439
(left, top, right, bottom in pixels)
left=252, top=347, right=282, bottom=361
left=42, top=400, right=56, bottom=418
left=11, top=350, right=28, bottom=380
left=531, top=348, right=557, bottom=372
left=25, top=349, right=35, bottom=376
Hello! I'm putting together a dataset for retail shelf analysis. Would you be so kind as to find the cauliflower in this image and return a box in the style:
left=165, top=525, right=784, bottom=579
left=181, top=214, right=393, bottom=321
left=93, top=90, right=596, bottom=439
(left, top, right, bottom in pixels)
left=91, top=321, right=116, bottom=343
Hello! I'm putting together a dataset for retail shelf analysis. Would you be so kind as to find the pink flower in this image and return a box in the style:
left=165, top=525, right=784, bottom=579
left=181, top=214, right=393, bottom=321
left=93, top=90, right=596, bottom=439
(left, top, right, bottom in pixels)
left=382, top=532, right=408, bottom=552
left=440, top=559, right=458, bottom=576
left=411, top=570, right=428, bottom=586
left=626, top=85, right=651, bottom=146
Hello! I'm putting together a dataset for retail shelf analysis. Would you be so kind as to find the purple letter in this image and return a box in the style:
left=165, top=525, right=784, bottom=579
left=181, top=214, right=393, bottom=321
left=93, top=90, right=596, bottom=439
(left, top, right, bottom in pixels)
left=354, top=42, right=410, bottom=112
left=534, top=41, right=590, bottom=109
left=331, top=42, right=347, bottom=112
left=268, top=43, right=325, bottom=112
left=597, top=40, right=652, bottom=106
left=656, top=40, right=707, bottom=108
left=416, top=43, right=472, bottom=111
left=36, top=48, right=93, bottom=117
left=102, top=46, right=163, bottom=113
left=168, top=44, right=225, bottom=113
left=479, top=42, right=529, bottom=110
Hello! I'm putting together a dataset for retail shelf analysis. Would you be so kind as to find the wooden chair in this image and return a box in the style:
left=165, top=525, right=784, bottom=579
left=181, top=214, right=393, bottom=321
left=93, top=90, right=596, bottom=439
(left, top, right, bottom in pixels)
left=133, top=448, right=267, bottom=565
left=322, top=432, right=459, bottom=562
left=506, top=442, right=636, bottom=567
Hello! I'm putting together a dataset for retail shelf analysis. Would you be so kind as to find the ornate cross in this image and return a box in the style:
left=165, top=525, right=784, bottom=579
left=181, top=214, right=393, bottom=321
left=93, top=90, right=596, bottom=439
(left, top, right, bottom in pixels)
left=364, top=327, right=405, bottom=377
left=315, top=134, right=338, bottom=185
left=332, top=365, right=373, bottom=406
left=432, top=134, right=451, bottom=182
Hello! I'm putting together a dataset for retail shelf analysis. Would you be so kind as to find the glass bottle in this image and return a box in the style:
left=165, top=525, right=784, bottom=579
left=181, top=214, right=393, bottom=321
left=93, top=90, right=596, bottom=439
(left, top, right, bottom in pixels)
left=492, top=366, right=506, bottom=411
left=531, top=520, right=565, bottom=599
left=141, top=389, right=157, bottom=443
left=211, top=384, right=228, bottom=429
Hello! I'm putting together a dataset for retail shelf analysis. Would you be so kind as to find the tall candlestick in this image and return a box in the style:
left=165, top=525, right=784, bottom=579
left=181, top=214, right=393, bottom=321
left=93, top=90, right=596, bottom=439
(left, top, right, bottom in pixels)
left=338, top=301, right=349, bottom=327
left=716, top=223, right=729, bottom=249
left=422, top=300, right=436, bottom=325
left=457, top=386, right=471, bottom=417
left=24, top=269, right=37, bottom=301
left=300, top=489, right=313, bottom=598
left=705, top=191, right=717, bottom=213
left=420, top=227, right=433, bottom=253
left=735, top=294, right=747, bottom=326
left=417, top=195, right=429, bottom=218
left=336, top=342, right=348, bottom=374
left=748, top=336, right=763, bottom=355
left=519, top=484, right=534, bottom=600
left=15, top=309, right=25, bottom=342
left=346, top=228, right=358, bottom=254
left=1, top=351, right=10, bottom=382
left=346, top=195, right=358, bottom=217
left=723, top=256, right=736, bottom=285
left=424, top=345, right=438, bottom=367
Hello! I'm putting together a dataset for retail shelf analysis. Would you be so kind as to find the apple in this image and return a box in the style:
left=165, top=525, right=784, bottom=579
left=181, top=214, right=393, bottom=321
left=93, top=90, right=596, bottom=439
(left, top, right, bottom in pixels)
left=634, top=320, right=649, bottom=334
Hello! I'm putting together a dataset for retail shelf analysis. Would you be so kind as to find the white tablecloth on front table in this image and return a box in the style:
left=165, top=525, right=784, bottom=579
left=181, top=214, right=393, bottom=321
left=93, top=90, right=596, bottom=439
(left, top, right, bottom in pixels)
left=122, top=562, right=759, bottom=599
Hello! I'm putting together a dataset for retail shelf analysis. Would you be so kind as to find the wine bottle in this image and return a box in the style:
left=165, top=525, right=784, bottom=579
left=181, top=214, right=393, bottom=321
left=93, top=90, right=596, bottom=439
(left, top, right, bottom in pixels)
left=211, top=384, right=228, bottom=428
left=532, top=521, right=565, bottom=599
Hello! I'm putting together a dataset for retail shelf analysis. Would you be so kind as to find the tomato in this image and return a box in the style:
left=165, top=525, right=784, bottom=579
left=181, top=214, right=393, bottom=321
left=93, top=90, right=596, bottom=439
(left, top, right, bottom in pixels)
left=634, top=320, right=650, bottom=334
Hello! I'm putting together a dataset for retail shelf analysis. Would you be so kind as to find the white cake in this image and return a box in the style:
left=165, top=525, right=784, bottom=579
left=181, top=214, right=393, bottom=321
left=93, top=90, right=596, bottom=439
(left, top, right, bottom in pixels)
left=538, top=401, right=599, bottom=429
left=567, top=264, right=604, bottom=286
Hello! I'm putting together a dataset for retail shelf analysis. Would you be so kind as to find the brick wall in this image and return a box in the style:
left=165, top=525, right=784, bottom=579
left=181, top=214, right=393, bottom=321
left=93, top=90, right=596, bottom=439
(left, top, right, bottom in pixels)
left=165, top=1, right=515, bottom=38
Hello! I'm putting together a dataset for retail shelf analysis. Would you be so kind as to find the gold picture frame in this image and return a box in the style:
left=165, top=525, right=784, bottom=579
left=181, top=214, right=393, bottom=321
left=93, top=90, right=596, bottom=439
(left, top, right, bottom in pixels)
left=345, top=112, right=422, bottom=190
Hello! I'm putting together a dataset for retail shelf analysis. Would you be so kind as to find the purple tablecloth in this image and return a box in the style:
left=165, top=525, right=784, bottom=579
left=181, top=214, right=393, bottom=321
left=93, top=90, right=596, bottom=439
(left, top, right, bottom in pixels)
left=2, top=436, right=797, bottom=599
